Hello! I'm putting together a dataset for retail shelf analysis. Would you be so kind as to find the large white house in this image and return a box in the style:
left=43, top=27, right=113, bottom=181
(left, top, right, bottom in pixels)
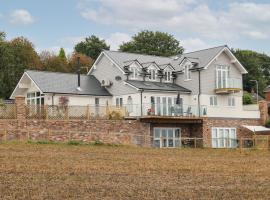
left=11, top=45, right=262, bottom=148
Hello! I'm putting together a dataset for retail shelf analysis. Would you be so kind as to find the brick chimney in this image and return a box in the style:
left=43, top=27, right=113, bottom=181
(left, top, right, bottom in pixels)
left=263, top=86, right=270, bottom=102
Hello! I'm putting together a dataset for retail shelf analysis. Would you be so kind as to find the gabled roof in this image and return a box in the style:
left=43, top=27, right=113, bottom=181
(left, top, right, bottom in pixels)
left=89, top=45, right=247, bottom=74
left=125, top=80, right=191, bottom=93
left=12, top=70, right=111, bottom=98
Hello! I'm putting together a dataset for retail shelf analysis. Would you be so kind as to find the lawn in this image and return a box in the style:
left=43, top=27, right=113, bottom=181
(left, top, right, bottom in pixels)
left=0, top=143, right=269, bottom=200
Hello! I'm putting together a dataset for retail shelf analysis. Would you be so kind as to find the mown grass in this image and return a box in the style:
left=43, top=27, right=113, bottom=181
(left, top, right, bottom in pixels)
left=0, top=143, right=269, bottom=200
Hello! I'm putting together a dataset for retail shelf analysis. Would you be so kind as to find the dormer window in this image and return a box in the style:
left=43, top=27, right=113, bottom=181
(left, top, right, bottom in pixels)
left=130, top=66, right=139, bottom=80
left=184, top=64, right=191, bottom=80
left=149, top=66, right=157, bottom=81
left=164, top=69, right=172, bottom=82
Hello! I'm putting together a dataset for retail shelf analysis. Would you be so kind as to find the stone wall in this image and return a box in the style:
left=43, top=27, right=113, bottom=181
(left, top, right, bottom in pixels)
left=0, top=119, right=150, bottom=145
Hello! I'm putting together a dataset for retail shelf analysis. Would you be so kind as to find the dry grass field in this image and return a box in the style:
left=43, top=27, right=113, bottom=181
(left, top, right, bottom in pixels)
left=0, top=143, right=269, bottom=200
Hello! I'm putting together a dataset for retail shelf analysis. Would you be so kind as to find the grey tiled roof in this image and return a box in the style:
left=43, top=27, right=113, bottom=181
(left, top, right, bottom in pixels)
left=125, top=80, right=191, bottom=93
left=26, top=70, right=111, bottom=96
left=103, top=45, right=226, bottom=71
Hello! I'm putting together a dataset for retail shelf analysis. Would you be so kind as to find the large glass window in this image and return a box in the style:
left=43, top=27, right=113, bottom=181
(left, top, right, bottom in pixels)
left=26, top=92, right=44, bottom=105
left=216, top=65, right=229, bottom=89
left=154, top=128, right=181, bottom=148
left=211, top=128, right=237, bottom=148
left=116, top=97, right=123, bottom=107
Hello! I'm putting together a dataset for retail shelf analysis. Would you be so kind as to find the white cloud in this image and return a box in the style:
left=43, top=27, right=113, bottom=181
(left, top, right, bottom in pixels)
left=105, top=32, right=131, bottom=50
left=9, top=9, right=35, bottom=25
left=181, top=38, right=209, bottom=52
left=78, top=1, right=270, bottom=41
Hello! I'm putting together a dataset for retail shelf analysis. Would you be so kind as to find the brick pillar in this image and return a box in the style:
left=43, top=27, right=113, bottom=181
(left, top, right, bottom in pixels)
left=259, top=100, right=268, bottom=125
left=202, top=118, right=211, bottom=148
left=15, top=96, right=26, bottom=129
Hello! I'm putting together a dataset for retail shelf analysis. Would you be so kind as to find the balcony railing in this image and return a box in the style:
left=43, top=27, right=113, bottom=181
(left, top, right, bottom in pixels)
left=126, top=103, right=207, bottom=118
left=215, top=78, right=242, bottom=93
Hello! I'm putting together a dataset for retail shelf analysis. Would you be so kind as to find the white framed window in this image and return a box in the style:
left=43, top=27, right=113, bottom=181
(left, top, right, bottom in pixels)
left=228, top=96, right=236, bottom=107
left=216, top=65, right=229, bottom=89
left=211, top=127, right=237, bottom=148
left=130, top=66, right=139, bottom=80
left=164, top=69, right=172, bottom=82
left=149, top=66, right=157, bottom=81
left=184, top=64, right=191, bottom=80
left=26, top=92, right=44, bottom=105
left=154, top=128, right=181, bottom=148
left=116, top=97, right=123, bottom=107
left=210, top=96, right=218, bottom=106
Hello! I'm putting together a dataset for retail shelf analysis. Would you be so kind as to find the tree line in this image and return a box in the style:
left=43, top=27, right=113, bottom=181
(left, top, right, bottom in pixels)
left=0, top=30, right=270, bottom=100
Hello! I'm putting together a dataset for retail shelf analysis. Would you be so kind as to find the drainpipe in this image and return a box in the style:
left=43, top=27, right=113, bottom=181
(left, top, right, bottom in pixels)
left=52, top=93, right=55, bottom=106
left=140, top=89, right=144, bottom=116
left=198, top=70, right=201, bottom=117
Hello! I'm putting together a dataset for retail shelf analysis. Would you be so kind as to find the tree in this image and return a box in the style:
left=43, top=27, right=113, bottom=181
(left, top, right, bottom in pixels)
left=39, top=51, right=70, bottom=73
left=58, top=48, right=67, bottom=60
left=74, top=35, right=110, bottom=60
left=232, top=49, right=270, bottom=96
left=0, top=31, right=6, bottom=42
left=119, top=31, right=184, bottom=57
left=0, top=36, right=41, bottom=99
left=68, top=52, right=94, bottom=74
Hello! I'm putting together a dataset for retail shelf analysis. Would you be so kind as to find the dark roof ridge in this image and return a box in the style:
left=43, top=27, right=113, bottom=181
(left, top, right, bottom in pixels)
left=25, top=69, right=91, bottom=77
left=183, top=45, right=227, bottom=55
left=103, top=50, right=172, bottom=59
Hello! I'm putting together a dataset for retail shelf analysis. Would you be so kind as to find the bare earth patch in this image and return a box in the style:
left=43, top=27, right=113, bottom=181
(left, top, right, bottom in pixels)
left=0, top=143, right=269, bottom=200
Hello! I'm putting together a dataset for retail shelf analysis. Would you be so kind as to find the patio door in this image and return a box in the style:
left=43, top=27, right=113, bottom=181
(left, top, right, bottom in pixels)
left=153, top=128, right=181, bottom=148
left=152, top=96, right=183, bottom=116
left=212, top=127, right=237, bottom=148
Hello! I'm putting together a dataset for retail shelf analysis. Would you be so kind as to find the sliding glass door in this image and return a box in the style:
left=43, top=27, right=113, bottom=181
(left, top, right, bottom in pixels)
left=212, top=127, right=237, bottom=148
left=154, top=128, right=181, bottom=148
left=151, top=96, right=183, bottom=116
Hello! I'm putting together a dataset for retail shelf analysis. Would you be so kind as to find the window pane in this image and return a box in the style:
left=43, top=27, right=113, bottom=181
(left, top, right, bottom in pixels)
left=154, top=140, right=160, bottom=148
left=162, top=129, right=166, bottom=138
left=168, top=129, right=173, bottom=138
left=162, top=97, right=167, bottom=115
left=154, top=129, right=160, bottom=138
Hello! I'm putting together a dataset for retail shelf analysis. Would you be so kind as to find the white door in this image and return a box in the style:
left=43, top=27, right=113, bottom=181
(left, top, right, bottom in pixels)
left=212, top=128, right=237, bottom=148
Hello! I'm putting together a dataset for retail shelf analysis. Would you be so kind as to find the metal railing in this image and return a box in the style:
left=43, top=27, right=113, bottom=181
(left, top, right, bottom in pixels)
left=0, top=104, right=16, bottom=119
left=126, top=103, right=207, bottom=117
left=216, top=78, right=241, bottom=89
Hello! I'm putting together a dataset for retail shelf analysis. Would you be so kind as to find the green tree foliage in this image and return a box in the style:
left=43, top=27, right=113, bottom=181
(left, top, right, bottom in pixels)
left=0, top=31, right=6, bottom=41
left=58, top=47, right=67, bottom=60
left=0, top=35, right=41, bottom=99
left=119, top=31, right=184, bottom=57
left=74, top=35, right=110, bottom=60
left=243, top=93, right=254, bottom=105
left=233, top=49, right=270, bottom=96
left=39, top=51, right=70, bottom=72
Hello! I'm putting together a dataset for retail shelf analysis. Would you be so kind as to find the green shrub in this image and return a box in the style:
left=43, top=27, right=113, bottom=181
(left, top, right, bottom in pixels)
left=67, top=140, right=82, bottom=145
left=108, top=110, right=123, bottom=120
left=243, top=93, right=254, bottom=105
left=265, top=120, right=270, bottom=127
left=27, top=140, right=56, bottom=145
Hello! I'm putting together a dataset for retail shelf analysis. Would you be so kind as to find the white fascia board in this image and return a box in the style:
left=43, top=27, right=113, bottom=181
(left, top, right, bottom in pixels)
left=88, top=51, right=125, bottom=75
left=10, top=72, right=43, bottom=99
left=124, top=81, right=140, bottom=91
left=204, top=47, right=248, bottom=74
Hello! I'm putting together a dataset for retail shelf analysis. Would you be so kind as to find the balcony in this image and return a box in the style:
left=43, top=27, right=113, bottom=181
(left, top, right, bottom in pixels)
left=215, top=78, right=241, bottom=94
left=126, top=103, right=207, bottom=121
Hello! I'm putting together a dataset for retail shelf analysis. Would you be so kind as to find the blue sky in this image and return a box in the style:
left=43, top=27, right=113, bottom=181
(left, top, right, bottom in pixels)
left=0, top=0, right=270, bottom=55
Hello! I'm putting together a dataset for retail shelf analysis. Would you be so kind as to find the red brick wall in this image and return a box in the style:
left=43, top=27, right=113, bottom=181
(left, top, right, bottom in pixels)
left=0, top=119, right=150, bottom=145
left=202, top=117, right=262, bottom=147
